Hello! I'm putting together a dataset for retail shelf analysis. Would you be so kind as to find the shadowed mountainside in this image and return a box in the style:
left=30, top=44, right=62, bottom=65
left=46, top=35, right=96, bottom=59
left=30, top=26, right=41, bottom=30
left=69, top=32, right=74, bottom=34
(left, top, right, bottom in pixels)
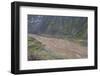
left=28, top=15, right=88, bottom=40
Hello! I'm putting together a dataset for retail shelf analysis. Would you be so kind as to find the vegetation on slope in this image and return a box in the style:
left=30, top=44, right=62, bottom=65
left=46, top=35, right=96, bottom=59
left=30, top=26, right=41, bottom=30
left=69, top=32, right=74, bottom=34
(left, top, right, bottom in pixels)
left=28, top=36, right=65, bottom=60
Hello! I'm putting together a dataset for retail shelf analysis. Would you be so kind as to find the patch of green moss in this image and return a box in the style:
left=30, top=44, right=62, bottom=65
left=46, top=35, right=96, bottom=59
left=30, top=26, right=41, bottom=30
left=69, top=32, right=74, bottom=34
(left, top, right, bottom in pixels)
left=28, top=36, right=44, bottom=52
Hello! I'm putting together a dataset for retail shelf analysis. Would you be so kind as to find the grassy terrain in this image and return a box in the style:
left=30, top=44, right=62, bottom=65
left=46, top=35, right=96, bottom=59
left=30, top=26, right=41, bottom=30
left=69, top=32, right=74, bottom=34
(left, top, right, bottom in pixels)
left=28, top=36, right=68, bottom=60
left=28, top=34, right=87, bottom=61
left=28, top=36, right=44, bottom=60
left=34, top=34, right=87, bottom=47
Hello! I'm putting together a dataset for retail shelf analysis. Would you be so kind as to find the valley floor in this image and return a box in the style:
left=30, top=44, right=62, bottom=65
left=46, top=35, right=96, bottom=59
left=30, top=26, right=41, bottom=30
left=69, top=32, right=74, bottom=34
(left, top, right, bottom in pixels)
left=28, top=34, right=87, bottom=61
